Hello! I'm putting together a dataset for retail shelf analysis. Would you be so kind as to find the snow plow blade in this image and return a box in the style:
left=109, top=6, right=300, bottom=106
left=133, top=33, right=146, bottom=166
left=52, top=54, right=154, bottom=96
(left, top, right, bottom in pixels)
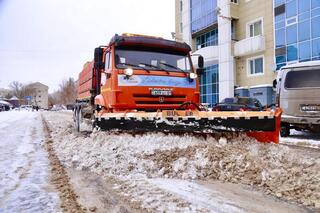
left=95, top=108, right=282, bottom=143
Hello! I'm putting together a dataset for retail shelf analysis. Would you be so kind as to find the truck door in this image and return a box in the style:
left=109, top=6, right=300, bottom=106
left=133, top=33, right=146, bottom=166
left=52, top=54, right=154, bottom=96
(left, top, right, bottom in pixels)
left=100, top=50, right=112, bottom=105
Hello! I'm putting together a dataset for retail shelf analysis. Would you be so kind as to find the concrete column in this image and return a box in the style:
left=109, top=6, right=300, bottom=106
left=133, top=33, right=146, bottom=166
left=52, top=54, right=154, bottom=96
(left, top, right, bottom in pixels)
left=181, top=0, right=192, bottom=46
left=218, top=0, right=235, bottom=101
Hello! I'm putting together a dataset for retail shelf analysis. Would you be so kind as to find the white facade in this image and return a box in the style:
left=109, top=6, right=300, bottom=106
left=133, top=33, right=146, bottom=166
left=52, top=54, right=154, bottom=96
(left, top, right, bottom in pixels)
left=28, top=82, right=49, bottom=109
left=179, top=0, right=235, bottom=102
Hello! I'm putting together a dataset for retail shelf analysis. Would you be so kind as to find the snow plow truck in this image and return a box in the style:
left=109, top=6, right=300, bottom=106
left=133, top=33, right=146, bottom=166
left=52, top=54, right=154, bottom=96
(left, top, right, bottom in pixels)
left=74, top=33, right=282, bottom=143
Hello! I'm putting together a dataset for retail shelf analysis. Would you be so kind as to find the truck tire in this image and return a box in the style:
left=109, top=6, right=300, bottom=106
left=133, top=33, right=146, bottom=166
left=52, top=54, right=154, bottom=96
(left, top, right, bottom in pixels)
left=280, top=123, right=290, bottom=137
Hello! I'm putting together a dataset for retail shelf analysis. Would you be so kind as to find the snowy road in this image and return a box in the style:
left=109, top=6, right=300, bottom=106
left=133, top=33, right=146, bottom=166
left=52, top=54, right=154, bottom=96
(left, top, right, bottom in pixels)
left=0, top=111, right=60, bottom=212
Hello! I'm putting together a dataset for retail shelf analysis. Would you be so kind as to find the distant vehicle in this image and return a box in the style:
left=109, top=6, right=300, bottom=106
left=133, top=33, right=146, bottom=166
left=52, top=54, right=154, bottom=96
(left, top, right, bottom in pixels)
left=50, top=105, right=66, bottom=111
left=274, top=61, right=320, bottom=137
left=0, top=100, right=12, bottom=111
left=20, top=105, right=33, bottom=111
left=212, top=97, right=263, bottom=111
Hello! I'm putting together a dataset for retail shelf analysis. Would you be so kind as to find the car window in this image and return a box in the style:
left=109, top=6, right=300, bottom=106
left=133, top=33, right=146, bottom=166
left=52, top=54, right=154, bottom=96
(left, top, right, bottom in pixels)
left=223, top=98, right=235, bottom=103
left=237, top=98, right=249, bottom=105
left=285, top=69, right=320, bottom=89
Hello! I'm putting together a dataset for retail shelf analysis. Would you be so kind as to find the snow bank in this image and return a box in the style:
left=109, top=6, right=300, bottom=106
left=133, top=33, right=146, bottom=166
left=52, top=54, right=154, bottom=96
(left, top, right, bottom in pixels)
left=43, top=112, right=320, bottom=210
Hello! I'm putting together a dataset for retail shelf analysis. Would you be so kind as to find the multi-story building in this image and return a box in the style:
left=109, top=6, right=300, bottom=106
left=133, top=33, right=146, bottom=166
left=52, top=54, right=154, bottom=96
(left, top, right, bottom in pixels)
left=27, top=82, right=49, bottom=109
left=274, top=0, right=320, bottom=70
left=175, top=0, right=320, bottom=106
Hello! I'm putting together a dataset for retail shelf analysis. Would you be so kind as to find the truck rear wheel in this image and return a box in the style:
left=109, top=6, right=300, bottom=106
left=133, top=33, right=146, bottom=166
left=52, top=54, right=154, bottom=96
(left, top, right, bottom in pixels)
left=280, top=123, right=290, bottom=137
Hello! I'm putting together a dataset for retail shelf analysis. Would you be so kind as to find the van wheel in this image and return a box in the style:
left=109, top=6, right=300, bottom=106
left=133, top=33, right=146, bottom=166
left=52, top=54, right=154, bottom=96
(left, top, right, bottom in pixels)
left=280, top=123, right=290, bottom=137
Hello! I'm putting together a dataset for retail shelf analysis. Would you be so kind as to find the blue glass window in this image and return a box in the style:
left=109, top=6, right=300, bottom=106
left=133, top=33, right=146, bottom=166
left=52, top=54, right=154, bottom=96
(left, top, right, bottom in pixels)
left=191, top=0, right=217, bottom=33
left=299, top=41, right=311, bottom=60
left=276, top=55, right=286, bottom=64
left=299, top=11, right=310, bottom=21
left=298, top=0, right=310, bottom=13
left=312, top=38, right=320, bottom=57
left=275, top=21, right=285, bottom=29
left=312, top=16, right=320, bottom=38
left=275, top=13, right=285, bottom=22
left=195, top=28, right=218, bottom=50
left=199, top=64, right=219, bottom=105
left=312, top=0, right=320, bottom=8
left=275, top=0, right=285, bottom=6
left=298, top=21, right=310, bottom=41
left=312, top=7, right=320, bottom=17
left=286, top=0, right=297, bottom=18
left=276, top=29, right=286, bottom=47
left=287, top=44, right=298, bottom=61
left=286, top=24, right=297, bottom=44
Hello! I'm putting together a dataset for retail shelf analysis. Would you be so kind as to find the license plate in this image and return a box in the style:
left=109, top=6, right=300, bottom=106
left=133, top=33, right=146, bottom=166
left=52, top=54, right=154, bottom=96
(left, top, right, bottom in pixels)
left=150, top=89, right=172, bottom=96
left=300, top=105, right=320, bottom=112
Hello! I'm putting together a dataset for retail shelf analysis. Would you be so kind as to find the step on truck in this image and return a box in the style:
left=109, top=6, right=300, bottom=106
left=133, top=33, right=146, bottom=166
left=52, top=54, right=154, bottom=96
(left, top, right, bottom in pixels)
left=74, top=33, right=282, bottom=143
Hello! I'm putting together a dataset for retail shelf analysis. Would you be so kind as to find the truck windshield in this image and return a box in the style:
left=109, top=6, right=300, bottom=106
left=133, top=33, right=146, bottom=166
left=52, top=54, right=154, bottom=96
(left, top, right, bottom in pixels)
left=285, top=69, right=320, bottom=89
left=115, top=49, right=192, bottom=73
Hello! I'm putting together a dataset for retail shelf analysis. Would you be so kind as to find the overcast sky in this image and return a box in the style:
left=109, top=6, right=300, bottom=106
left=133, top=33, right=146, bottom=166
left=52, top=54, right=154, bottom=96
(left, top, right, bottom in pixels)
left=0, top=0, right=174, bottom=92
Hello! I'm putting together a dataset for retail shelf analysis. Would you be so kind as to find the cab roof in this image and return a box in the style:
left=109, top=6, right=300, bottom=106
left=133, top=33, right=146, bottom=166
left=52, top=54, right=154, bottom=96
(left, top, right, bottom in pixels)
left=109, top=34, right=191, bottom=54
left=281, top=61, right=320, bottom=69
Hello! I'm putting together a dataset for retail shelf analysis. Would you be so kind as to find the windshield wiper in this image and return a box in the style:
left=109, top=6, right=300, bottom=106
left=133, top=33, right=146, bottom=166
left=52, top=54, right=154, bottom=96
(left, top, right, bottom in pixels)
left=139, top=63, right=170, bottom=75
left=118, top=62, right=150, bottom=73
left=158, top=62, right=187, bottom=75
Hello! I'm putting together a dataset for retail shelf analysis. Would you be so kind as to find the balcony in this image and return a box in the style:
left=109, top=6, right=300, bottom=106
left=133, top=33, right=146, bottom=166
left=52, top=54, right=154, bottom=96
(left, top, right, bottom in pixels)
left=234, top=35, right=265, bottom=57
left=192, top=46, right=219, bottom=68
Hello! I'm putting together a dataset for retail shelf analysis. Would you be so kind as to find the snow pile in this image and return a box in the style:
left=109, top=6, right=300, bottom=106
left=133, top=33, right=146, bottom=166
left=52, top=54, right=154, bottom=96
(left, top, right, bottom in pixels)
left=43, top=112, right=320, bottom=210
left=280, top=130, right=320, bottom=149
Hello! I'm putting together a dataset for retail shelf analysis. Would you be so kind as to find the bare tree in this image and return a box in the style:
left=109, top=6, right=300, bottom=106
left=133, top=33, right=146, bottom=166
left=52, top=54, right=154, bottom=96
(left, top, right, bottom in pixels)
left=48, top=91, right=60, bottom=106
left=48, top=78, right=77, bottom=105
left=9, top=81, right=23, bottom=99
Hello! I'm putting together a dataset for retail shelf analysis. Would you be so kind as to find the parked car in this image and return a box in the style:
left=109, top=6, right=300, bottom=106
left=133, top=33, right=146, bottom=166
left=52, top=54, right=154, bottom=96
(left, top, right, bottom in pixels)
left=274, top=61, right=320, bottom=137
left=20, top=105, right=33, bottom=111
left=212, top=97, right=263, bottom=111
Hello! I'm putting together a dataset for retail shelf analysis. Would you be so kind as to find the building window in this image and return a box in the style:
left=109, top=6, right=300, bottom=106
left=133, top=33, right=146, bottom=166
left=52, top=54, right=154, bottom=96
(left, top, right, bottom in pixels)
left=191, top=0, right=218, bottom=33
left=199, top=64, right=219, bottom=106
left=248, top=56, right=264, bottom=75
left=180, top=22, right=183, bottom=33
left=195, top=28, right=218, bottom=50
left=180, top=0, right=183, bottom=11
left=231, top=0, right=238, bottom=4
left=274, top=0, right=320, bottom=70
left=247, top=19, right=262, bottom=37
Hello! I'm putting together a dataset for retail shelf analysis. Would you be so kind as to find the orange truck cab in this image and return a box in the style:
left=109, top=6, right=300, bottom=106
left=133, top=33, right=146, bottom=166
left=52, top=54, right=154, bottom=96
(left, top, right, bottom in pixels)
left=86, top=33, right=203, bottom=112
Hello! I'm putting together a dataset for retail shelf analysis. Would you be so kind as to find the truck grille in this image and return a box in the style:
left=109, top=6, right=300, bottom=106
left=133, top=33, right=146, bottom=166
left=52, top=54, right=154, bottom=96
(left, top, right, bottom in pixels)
left=133, top=94, right=186, bottom=105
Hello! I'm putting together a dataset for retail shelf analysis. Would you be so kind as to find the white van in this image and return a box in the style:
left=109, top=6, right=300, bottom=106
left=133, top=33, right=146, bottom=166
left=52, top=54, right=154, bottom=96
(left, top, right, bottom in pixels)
left=275, top=61, right=320, bottom=137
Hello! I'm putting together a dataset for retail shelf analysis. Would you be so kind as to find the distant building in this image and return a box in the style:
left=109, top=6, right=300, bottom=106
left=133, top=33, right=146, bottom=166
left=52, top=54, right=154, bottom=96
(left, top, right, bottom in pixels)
left=27, top=82, right=49, bottom=109
left=175, top=0, right=320, bottom=106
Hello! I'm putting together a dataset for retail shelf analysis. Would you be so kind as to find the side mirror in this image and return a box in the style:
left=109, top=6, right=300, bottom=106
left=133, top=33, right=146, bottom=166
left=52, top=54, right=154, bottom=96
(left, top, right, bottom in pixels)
left=196, top=68, right=204, bottom=75
left=94, top=47, right=104, bottom=69
left=198, top=55, right=204, bottom=69
left=272, top=79, right=277, bottom=88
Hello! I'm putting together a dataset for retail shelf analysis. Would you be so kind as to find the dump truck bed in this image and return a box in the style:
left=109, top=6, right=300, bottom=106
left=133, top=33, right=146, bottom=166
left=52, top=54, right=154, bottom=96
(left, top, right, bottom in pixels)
left=77, top=61, right=94, bottom=101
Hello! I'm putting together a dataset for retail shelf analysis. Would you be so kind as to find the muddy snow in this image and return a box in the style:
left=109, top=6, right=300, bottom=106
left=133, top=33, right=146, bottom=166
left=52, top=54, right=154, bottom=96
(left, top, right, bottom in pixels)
left=42, top=111, right=320, bottom=212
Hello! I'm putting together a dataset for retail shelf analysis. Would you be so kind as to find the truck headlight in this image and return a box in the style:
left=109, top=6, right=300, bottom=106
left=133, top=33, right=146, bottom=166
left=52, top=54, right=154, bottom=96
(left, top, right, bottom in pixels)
left=189, top=73, right=197, bottom=79
left=124, top=68, right=133, bottom=76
